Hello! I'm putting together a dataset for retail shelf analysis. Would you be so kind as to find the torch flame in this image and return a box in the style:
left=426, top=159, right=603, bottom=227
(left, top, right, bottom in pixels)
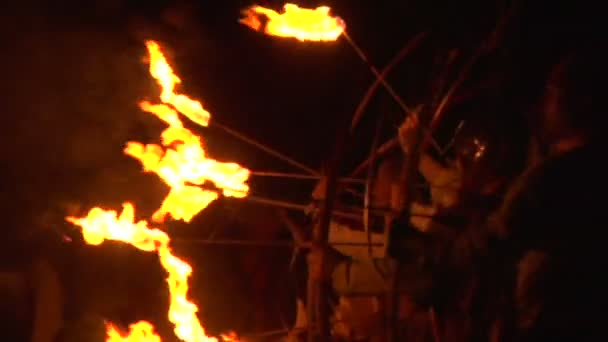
left=125, top=41, right=250, bottom=223
left=240, top=3, right=345, bottom=42
left=66, top=40, right=245, bottom=342
left=145, top=41, right=210, bottom=127
left=67, top=204, right=220, bottom=342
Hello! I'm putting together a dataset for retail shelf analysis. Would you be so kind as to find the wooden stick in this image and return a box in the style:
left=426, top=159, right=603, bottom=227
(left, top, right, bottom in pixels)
left=429, top=307, right=442, bottom=342
left=278, top=209, right=307, bottom=245
left=212, top=120, right=318, bottom=176
left=251, top=171, right=365, bottom=184
left=343, top=31, right=413, bottom=115
left=343, top=31, right=441, bottom=152
left=242, top=196, right=360, bottom=220
left=349, top=138, right=400, bottom=177
left=172, top=239, right=385, bottom=248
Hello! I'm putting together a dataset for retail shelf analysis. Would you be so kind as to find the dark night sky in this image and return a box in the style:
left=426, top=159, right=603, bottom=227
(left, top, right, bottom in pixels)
left=1, top=0, right=603, bottom=338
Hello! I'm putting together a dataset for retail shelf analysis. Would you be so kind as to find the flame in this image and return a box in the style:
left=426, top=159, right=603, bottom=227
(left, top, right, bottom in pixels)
left=220, top=332, right=239, bottom=342
left=65, top=40, right=245, bottom=342
left=124, top=41, right=250, bottom=223
left=67, top=204, right=219, bottom=342
left=239, top=3, right=345, bottom=42
left=107, top=322, right=161, bottom=342
left=145, top=41, right=210, bottom=127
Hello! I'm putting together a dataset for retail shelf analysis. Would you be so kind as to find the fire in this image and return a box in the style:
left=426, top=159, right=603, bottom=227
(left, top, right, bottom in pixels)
left=67, top=204, right=218, bottom=342
left=125, top=41, right=250, bottom=223
left=239, top=3, right=345, bottom=42
left=107, top=322, right=161, bottom=342
left=66, top=40, right=246, bottom=341
left=145, top=41, right=210, bottom=127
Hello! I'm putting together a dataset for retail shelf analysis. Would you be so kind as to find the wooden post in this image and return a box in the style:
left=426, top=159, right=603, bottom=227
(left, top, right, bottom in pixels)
left=307, top=171, right=339, bottom=342
left=386, top=105, right=427, bottom=342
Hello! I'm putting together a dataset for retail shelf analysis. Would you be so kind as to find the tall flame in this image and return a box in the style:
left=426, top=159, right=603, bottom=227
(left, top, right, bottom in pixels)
left=66, top=40, right=247, bottom=341
left=67, top=204, right=218, bottom=342
left=240, top=3, right=345, bottom=42
left=125, top=41, right=250, bottom=223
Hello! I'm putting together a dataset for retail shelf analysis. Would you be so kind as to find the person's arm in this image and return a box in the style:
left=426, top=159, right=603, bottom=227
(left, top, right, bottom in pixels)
left=419, top=154, right=462, bottom=209
left=410, top=202, right=461, bottom=242
left=399, top=112, right=458, bottom=186
left=418, top=154, right=448, bottom=183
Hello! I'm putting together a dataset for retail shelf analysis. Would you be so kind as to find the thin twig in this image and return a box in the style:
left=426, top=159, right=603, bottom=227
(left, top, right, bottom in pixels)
left=342, top=31, right=412, bottom=115
left=171, top=239, right=386, bottom=248
left=343, top=31, right=442, bottom=153
left=440, top=120, right=465, bottom=157
left=243, top=196, right=361, bottom=221
left=424, top=3, right=518, bottom=150
left=241, top=195, right=436, bottom=220
left=279, top=212, right=304, bottom=271
left=349, top=138, right=399, bottom=177
left=240, top=328, right=291, bottom=339
left=243, top=195, right=310, bottom=212
left=212, top=120, right=318, bottom=176
left=251, top=171, right=365, bottom=184
left=339, top=33, right=426, bottom=206
left=278, top=209, right=307, bottom=245
left=172, top=239, right=296, bottom=247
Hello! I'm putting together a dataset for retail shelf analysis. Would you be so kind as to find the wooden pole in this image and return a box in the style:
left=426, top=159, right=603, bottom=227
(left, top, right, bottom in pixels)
left=307, top=174, right=339, bottom=342
left=251, top=171, right=365, bottom=184
left=212, top=120, right=318, bottom=176
left=302, top=32, right=429, bottom=342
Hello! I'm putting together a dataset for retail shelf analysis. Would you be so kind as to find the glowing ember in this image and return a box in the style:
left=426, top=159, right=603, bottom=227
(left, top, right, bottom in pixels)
left=220, top=332, right=239, bottom=342
left=240, top=3, right=345, bottom=42
left=125, top=41, right=250, bottom=223
left=67, top=204, right=219, bottom=342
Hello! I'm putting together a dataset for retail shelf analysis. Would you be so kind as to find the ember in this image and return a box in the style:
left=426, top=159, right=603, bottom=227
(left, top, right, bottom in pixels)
left=240, top=3, right=345, bottom=42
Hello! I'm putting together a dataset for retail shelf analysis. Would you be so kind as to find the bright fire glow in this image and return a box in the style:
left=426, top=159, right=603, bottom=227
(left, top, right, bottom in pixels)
left=66, top=40, right=246, bottom=341
left=107, top=322, right=161, bottom=342
left=239, top=3, right=345, bottom=42
left=125, top=41, right=250, bottom=223
left=67, top=204, right=218, bottom=342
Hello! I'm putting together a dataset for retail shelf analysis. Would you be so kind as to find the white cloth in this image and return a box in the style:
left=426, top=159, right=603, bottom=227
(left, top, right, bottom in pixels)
left=328, top=221, right=385, bottom=259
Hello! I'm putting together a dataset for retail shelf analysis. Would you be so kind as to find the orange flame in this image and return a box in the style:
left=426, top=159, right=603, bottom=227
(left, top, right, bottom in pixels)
left=145, top=41, right=210, bottom=127
left=125, top=41, right=250, bottom=223
left=107, top=322, right=161, bottom=342
left=240, top=3, right=345, bottom=42
left=65, top=40, right=245, bottom=342
left=67, top=203, right=220, bottom=342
